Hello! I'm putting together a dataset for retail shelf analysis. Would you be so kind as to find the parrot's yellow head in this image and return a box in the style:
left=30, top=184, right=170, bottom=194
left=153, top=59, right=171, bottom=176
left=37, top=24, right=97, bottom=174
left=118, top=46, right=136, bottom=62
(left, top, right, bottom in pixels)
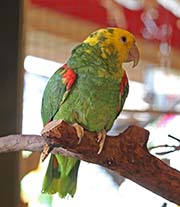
left=84, top=27, right=139, bottom=68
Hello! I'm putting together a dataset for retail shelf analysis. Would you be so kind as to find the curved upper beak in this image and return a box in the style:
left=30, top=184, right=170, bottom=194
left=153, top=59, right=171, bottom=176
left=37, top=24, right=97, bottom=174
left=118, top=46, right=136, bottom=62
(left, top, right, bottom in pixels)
left=126, top=42, right=140, bottom=68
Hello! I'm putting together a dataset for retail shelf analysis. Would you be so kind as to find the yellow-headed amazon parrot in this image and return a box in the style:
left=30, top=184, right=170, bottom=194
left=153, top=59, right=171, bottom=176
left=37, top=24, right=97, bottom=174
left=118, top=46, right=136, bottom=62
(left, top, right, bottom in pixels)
left=41, top=27, right=139, bottom=198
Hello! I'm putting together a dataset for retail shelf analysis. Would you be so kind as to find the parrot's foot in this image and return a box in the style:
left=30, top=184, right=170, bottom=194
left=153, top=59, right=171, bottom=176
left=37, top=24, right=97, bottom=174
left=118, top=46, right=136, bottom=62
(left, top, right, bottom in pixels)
left=41, top=144, right=53, bottom=162
left=41, top=142, right=61, bottom=162
left=72, top=123, right=85, bottom=144
left=97, top=129, right=106, bottom=154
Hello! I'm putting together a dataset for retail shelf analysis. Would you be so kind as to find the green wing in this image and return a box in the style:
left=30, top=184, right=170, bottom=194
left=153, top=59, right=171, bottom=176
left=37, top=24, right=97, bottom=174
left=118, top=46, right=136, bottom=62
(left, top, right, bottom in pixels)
left=41, top=65, right=76, bottom=125
left=41, top=65, right=80, bottom=198
left=41, top=68, right=66, bottom=125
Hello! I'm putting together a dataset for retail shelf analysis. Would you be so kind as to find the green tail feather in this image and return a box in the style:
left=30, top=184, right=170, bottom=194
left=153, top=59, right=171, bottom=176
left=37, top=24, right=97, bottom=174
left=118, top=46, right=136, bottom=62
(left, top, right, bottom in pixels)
left=42, top=154, right=80, bottom=198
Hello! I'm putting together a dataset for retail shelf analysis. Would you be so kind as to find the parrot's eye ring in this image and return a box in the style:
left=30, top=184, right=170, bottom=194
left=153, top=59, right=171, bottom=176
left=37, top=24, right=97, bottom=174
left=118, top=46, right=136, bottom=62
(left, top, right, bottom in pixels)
left=121, top=36, right=127, bottom=43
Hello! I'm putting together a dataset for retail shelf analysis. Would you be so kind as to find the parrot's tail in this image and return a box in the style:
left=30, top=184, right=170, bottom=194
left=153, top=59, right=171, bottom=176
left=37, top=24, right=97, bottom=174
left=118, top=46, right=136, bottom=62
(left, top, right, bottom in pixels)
left=42, top=154, right=80, bottom=198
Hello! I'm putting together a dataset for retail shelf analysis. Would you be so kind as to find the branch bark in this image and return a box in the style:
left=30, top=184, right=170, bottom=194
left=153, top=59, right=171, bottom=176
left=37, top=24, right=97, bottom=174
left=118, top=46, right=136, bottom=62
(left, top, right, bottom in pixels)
left=0, top=120, right=180, bottom=205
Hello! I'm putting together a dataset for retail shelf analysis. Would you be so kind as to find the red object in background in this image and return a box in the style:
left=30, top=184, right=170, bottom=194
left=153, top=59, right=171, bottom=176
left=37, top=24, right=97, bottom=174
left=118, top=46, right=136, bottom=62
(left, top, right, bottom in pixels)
left=30, top=0, right=108, bottom=26
left=30, top=0, right=180, bottom=49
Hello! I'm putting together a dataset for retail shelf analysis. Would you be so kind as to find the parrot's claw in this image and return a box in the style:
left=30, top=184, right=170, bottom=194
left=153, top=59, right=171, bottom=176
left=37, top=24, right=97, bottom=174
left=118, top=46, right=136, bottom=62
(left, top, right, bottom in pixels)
left=97, top=129, right=106, bottom=154
left=72, top=123, right=85, bottom=144
left=41, top=144, right=52, bottom=162
left=41, top=143, right=60, bottom=162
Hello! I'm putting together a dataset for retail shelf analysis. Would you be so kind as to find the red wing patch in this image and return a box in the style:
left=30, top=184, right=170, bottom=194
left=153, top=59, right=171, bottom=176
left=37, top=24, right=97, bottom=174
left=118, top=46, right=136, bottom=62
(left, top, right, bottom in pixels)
left=61, top=64, right=77, bottom=90
left=117, top=71, right=129, bottom=113
left=120, top=72, right=128, bottom=95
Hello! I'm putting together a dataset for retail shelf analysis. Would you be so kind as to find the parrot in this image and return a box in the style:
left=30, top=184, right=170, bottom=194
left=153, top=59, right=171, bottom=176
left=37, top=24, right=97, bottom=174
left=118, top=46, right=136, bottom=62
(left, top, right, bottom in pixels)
left=41, top=27, right=139, bottom=198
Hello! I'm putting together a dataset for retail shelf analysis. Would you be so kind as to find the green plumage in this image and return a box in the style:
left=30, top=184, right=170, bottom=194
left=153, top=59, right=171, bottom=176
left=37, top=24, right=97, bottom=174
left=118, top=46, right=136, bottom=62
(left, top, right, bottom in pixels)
left=41, top=29, right=130, bottom=198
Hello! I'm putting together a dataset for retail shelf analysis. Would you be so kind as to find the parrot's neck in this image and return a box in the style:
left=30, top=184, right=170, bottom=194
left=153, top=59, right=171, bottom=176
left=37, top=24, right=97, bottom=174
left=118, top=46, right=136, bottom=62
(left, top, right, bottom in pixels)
left=68, top=43, right=124, bottom=81
left=87, top=43, right=124, bottom=80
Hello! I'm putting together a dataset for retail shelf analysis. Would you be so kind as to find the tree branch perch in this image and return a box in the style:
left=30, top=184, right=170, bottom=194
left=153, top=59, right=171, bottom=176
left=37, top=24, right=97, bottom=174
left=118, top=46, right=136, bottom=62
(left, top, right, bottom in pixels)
left=0, top=120, right=180, bottom=205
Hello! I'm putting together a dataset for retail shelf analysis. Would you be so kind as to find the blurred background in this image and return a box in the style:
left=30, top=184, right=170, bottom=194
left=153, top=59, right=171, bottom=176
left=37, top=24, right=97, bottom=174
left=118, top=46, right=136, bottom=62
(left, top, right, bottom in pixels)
left=0, top=0, right=180, bottom=206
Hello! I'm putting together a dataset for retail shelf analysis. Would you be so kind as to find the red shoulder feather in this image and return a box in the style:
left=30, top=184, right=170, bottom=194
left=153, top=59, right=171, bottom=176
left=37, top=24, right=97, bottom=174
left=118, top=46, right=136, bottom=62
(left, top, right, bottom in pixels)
left=120, top=71, right=128, bottom=95
left=61, top=64, right=77, bottom=90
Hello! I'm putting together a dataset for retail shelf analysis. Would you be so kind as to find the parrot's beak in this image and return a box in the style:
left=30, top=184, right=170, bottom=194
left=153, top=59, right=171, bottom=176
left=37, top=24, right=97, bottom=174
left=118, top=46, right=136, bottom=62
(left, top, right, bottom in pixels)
left=126, top=42, right=140, bottom=68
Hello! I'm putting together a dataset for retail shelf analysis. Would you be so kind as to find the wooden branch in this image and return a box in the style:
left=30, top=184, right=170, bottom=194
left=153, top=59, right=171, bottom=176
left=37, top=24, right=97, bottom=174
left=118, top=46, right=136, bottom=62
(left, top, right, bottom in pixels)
left=0, top=120, right=180, bottom=205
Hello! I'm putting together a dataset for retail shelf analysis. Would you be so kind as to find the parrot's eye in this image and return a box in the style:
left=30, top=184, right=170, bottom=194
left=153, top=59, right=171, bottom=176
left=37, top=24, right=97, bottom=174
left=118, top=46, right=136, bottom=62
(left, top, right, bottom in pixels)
left=120, top=36, right=127, bottom=43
